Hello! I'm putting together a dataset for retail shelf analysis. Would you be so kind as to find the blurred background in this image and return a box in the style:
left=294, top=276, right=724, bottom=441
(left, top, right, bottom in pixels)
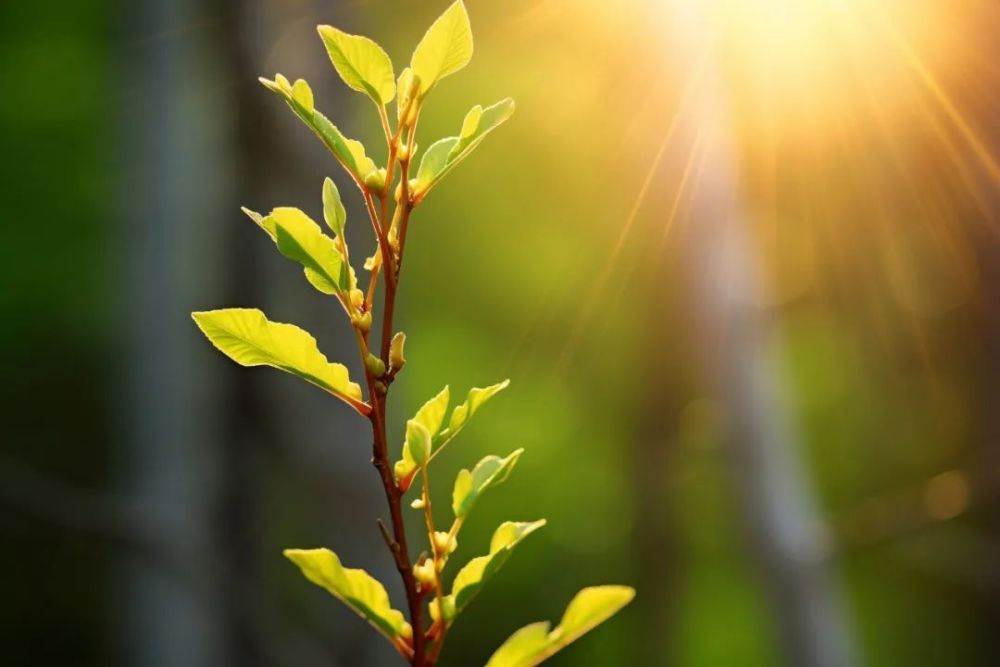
left=2, top=0, right=998, bottom=665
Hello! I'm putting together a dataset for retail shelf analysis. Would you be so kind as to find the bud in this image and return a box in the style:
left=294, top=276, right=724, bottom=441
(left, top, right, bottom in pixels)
left=410, top=496, right=426, bottom=510
left=349, top=289, right=365, bottom=311
left=432, top=531, right=457, bottom=556
left=397, top=142, right=410, bottom=163
left=351, top=310, right=372, bottom=333
left=414, top=559, right=437, bottom=587
left=364, top=167, right=387, bottom=195
left=389, top=332, right=407, bottom=373
left=366, top=353, right=386, bottom=378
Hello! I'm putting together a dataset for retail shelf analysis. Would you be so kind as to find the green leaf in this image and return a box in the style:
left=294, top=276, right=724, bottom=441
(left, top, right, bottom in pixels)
left=317, top=25, right=395, bottom=105
left=322, top=177, right=347, bottom=237
left=452, top=449, right=523, bottom=518
left=191, top=308, right=365, bottom=412
left=410, top=0, right=473, bottom=96
left=394, top=386, right=450, bottom=488
left=435, top=379, right=509, bottom=448
left=260, top=75, right=376, bottom=184
left=265, top=207, right=349, bottom=295
left=485, top=586, right=636, bottom=667
left=284, top=548, right=412, bottom=648
left=414, top=98, right=514, bottom=195
left=450, top=520, right=546, bottom=614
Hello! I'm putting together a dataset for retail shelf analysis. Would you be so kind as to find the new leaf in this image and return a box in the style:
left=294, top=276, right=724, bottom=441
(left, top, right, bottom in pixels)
left=318, top=25, right=396, bottom=106
left=415, top=98, right=515, bottom=197
left=485, top=586, right=636, bottom=667
left=410, top=0, right=473, bottom=96
left=259, top=75, right=376, bottom=186
left=284, top=548, right=412, bottom=651
left=191, top=308, right=366, bottom=414
left=394, top=386, right=450, bottom=489
left=452, top=449, right=523, bottom=519
left=450, top=520, right=546, bottom=615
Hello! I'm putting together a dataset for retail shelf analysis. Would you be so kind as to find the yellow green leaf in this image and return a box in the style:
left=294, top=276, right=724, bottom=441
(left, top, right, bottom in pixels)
left=435, top=379, right=509, bottom=447
left=452, top=449, right=523, bottom=518
left=260, top=75, right=376, bottom=184
left=191, top=308, right=365, bottom=412
left=414, top=98, right=514, bottom=196
left=284, top=548, right=412, bottom=646
left=317, top=25, right=395, bottom=105
left=322, top=177, right=347, bottom=237
left=410, top=0, right=473, bottom=96
left=450, top=520, right=546, bottom=614
left=394, top=386, right=450, bottom=488
left=271, top=207, right=349, bottom=295
left=485, top=586, right=636, bottom=667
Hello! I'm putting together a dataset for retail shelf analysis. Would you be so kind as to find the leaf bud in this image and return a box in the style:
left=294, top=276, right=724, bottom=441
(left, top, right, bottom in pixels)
left=389, top=332, right=407, bottom=372
left=351, top=310, right=372, bottom=333
left=366, top=353, right=386, bottom=378
left=414, top=559, right=437, bottom=587
left=432, top=531, right=457, bottom=556
left=364, top=167, right=387, bottom=195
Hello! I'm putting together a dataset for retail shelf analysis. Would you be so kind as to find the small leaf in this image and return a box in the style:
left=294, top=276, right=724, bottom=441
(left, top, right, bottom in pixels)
left=260, top=75, right=377, bottom=184
left=191, top=309, right=365, bottom=412
left=414, top=98, right=514, bottom=196
left=451, top=520, right=546, bottom=614
left=266, top=207, right=349, bottom=295
left=395, top=386, right=451, bottom=488
left=291, top=78, right=314, bottom=114
left=410, top=0, right=473, bottom=96
left=284, top=548, right=412, bottom=647
left=485, top=586, right=636, bottom=667
left=322, top=177, right=347, bottom=237
left=317, top=25, right=395, bottom=105
left=435, top=379, right=509, bottom=447
left=452, top=449, right=523, bottom=518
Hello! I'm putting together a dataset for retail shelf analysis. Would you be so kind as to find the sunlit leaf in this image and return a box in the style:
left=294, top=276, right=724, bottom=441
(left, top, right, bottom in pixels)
left=322, top=177, right=347, bottom=237
left=410, top=0, right=473, bottom=96
left=394, top=386, right=450, bottom=488
left=191, top=308, right=365, bottom=412
left=267, top=207, right=349, bottom=295
left=318, top=25, right=395, bottom=105
left=452, top=449, right=523, bottom=518
left=436, top=379, right=509, bottom=447
left=450, top=520, right=546, bottom=614
left=414, top=98, right=514, bottom=196
left=485, top=586, right=636, bottom=667
left=284, top=548, right=412, bottom=647
left=260, top=75, right=377, bottom=184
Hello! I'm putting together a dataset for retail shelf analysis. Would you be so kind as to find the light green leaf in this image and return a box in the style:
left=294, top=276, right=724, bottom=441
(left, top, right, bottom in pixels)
left=452, top=449, right=523, bottom=518
left=284, top=548, right=412, bottom=647
left=485, top=586, right=636, bottom=667
left=435, top=379, right=509, bottom=448
left=317, top=25, right=395, bottom=105
left=266, top=207, right=349, bottom=295
left=260, top=75, right=377, bottom=184
left=396, top=67, right=416, bottom=120
left=322, top=177, right=347, bottom=237
left=394, top=386, right=450, bottom=488
left=410, top=0, right=473, bottom=96
left=191, top=308, right=365, bottom=412
left=450, top=520, right=545, bottom=614
left=414, top=98, right=514, bottom=196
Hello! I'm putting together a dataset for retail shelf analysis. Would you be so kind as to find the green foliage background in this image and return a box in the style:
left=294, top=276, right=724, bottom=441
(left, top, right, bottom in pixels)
left=1, top=1, right=997, bottom=666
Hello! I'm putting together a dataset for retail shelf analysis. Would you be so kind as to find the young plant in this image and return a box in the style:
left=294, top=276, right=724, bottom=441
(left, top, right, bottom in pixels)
left=192, top=2, right=633, bottom=665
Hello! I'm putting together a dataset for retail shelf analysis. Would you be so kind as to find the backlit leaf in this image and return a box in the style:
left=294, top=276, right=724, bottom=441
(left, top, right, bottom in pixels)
left=435, top=379, right=509, bottom=447
left=450, top=520, right=546, bottom=614
left=191, top=308, right=365, bottom=412
left=414, top=98, right=514, bottom=196
left=485, top=586, right=636, bottom=667
left=318, top=25, right=395, bottom=105
left=394, top=386, right=450, bottom=488
left=452, top=449, right=523, bottom=518
left=322, top=177, right=347, bottom=237
left=260, top=75, right=377, bottom=184
left=284, top=548, right=412, bottom=647
left=267, top=207, right=349, bottom=295
left=410, top=0, right=473, bottom=96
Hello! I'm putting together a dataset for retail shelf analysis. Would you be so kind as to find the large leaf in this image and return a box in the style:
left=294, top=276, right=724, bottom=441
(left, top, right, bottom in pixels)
left=435, top=379, right=509, bottom=448
left=247, top=207, right=349, bottom=295
left=284, top=548, right=412, bottom=648
left=410, top=0, right=473, bottom=96
left=414, top=98, right=514, bottom=196
left=191, top=308, right=365, bottom=412
left=317, top=26, right=395, bottom=105
left=452, top=449, right=523, bottom=519
left=485, top=586, right=636, bottom=667
left=394, top=386, right=450, bottom=489
left=260, top=75, right=376, bottom=184
left=450, top=520, right=546, bottom=614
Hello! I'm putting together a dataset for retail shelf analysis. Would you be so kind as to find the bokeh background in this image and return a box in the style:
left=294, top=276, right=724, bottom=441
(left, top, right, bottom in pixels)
left=2, top=0, right=999, bottom=665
